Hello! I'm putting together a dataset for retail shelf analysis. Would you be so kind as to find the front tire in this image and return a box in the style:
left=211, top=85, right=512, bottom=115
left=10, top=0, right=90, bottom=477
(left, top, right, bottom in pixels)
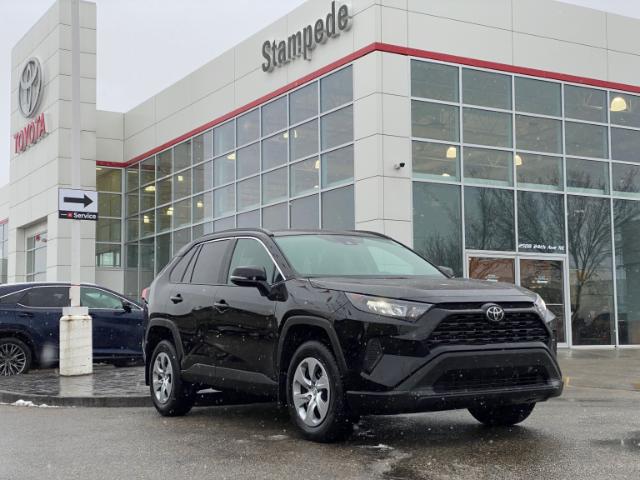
left=149, top=340, right=195, bottom=416
left=468, top=402, right=536, bottom=426
left=286, top=341, right=353, bottom=442
left=0, top=337, right=32, bottom=376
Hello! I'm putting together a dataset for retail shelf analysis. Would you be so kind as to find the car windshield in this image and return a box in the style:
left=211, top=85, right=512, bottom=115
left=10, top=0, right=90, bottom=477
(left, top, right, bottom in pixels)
left=274, top=234, right=445, bottom=278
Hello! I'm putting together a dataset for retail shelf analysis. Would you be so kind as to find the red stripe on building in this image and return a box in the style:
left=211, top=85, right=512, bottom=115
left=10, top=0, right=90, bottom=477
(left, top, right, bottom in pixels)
left=97, top=42, right=640, bottom=169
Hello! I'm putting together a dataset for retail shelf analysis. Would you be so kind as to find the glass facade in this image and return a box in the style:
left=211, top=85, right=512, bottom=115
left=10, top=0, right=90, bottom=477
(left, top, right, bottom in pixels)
left=411, top=59, right=640, bottom=346
left=114, top=66, right=354, bottom=298
left=0, top=223, right=7, bottom=284
left=26, top=231, right=47, bottom=282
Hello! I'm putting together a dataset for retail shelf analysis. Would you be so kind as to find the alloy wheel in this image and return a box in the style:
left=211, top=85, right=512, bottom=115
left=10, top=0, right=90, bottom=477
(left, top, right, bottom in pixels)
left=292, top=357, right=331, bottom=427
left=152, top=352, right=173, bottom=404
left=0, top=342, right=27, bottom=376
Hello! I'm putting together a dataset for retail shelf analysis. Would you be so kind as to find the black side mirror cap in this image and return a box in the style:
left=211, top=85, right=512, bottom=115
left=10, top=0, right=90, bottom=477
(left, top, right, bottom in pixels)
left=230, top=266, right=268, bottom=287
left=121, top=301, right=133, bottom=313
left=438, top=266, right=455, bottom=278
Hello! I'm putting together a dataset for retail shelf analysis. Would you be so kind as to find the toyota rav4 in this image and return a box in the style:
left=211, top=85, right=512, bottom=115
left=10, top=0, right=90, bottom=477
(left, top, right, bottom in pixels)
left=143, top=229, right=563, bottom=442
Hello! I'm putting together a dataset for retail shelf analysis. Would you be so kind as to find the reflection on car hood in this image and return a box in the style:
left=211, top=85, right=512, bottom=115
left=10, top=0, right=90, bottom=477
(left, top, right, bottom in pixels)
left=308, top=276, right=536, bottom=304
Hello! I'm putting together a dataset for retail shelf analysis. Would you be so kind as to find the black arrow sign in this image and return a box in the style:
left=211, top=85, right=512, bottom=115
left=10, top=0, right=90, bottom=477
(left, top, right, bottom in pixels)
left=64, top=194, right=93, bottom=208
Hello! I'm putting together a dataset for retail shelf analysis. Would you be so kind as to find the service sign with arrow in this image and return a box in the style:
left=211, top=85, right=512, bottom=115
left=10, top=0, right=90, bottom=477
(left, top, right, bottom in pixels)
left=58, top=188, right=98, bottom=221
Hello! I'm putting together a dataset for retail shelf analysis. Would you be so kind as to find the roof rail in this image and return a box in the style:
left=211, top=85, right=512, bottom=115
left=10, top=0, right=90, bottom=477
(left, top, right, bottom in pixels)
left=353, top=230, right=391, bottom=239
left=205, top=227, right=274, bottom=236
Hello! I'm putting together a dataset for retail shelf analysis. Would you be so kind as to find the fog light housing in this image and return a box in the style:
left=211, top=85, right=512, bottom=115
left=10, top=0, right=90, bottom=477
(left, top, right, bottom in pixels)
left=363, top=338, right=383, bottom=373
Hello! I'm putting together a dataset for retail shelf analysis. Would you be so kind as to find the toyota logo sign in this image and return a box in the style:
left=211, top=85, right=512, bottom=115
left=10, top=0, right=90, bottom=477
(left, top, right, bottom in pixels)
left=19, top=57, right=43, bottom=118
left=485, top=305, right=505, bottom=323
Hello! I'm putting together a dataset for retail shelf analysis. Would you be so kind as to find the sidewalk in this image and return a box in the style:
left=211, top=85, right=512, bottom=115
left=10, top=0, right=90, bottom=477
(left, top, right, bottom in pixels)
left=0, top=365, right=149, bottom=407
left=557, top=348, right=640, bottom=392
left=0, top=349, right=638, bottom=408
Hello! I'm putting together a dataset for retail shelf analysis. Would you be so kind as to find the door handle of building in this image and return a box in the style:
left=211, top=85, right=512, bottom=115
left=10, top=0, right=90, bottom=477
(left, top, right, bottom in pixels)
left=214, top=301, right=229, bottom=312
left=170, top=294, right=183, bottom=304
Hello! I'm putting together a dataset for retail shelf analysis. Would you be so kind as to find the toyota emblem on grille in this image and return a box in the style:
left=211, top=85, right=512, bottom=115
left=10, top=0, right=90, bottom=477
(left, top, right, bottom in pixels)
left=485, top=305, right=505, bottom=323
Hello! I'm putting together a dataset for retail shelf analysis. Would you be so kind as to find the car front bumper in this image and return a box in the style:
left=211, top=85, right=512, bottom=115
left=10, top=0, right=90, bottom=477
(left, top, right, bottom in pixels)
left=346, top=346, right=563, bottom=415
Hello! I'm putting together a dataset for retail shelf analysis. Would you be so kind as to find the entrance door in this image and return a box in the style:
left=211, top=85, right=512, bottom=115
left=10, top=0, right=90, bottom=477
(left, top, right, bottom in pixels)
left=519, top=259, right=566, bottom=344
left=467, top=255, right=568, bottom=345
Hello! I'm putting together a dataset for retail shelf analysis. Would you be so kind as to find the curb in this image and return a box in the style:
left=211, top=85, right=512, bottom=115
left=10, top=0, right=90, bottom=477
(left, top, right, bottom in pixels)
left=0, top=390, right=151, bottom=408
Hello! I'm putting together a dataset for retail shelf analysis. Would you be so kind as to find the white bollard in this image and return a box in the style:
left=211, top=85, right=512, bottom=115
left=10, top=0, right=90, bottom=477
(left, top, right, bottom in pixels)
left=59, top=306, right=93, bottom=376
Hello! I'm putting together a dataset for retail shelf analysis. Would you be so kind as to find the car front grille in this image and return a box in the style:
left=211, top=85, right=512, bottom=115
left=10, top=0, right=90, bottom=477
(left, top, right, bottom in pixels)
left=426, top=310, right=549, bottom=348
left=432, top=366, right=549, bottom=393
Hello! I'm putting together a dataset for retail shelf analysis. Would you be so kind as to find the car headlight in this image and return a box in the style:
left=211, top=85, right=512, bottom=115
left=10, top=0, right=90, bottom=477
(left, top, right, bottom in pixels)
left=534, top=294, right=551, bottom=321
left=345, top=293, right=432, bottom=322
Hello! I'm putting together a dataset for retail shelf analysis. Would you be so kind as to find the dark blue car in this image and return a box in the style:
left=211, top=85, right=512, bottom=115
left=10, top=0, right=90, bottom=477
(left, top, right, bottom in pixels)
left=0, top=282, right=144, bottom=376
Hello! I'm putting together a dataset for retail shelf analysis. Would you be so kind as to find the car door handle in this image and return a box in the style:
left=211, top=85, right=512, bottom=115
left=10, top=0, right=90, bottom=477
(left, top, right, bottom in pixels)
left=18, top=312, right=33, bottom=318
left=170, top=294, right=183, bottom=304
left=214, top=301, right=229, bottom=312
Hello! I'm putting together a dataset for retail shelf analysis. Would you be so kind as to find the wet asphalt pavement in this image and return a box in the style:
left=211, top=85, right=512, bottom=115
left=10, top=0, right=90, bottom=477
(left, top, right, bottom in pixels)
left=1, top=381, right=638, bottom=480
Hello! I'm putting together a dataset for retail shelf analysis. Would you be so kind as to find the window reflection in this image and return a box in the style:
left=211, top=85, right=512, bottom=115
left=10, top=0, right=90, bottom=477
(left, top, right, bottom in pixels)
left=567, top=196, right=614, bottom=345
left=614, top=200, right=640, bottom=344
left=464, top=187, right=514, bottom=251
left=517, top=191, right=565, bottom=254
left=413, top=182, right=462, bottom=275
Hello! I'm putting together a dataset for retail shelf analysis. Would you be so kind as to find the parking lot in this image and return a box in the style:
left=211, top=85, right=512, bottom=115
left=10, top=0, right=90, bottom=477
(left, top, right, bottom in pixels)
left=1, top=350, right=638, bottom=480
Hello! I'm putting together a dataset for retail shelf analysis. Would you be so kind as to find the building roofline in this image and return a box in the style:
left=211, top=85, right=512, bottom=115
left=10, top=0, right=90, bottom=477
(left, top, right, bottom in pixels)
left=96, top=41, right=640, bottom=170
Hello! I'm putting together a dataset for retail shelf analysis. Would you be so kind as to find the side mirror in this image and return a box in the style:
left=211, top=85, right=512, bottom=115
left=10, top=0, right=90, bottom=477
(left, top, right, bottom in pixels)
left=438, top=266, right=455, bottom=278
left=230, top=266, right=269, bottom=295
left=121, top=301, right=133, bottom=313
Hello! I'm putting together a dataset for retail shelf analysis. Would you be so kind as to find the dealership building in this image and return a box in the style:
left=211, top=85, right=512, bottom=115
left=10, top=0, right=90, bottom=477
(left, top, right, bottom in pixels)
left=4, top=0, right=640, bottom=348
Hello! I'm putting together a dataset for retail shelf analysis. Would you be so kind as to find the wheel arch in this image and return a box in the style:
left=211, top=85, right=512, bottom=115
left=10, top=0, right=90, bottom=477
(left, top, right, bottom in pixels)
left=144, top=319, right=184, bottom=385
left=0, top=329, right=38, bottom=364
left=276, top=316, right=347, bottom=404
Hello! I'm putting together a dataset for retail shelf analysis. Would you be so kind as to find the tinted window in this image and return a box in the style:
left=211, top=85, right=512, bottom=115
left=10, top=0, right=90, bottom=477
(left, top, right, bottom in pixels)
left=21, top=287, right=69, bottom=308
left=0, top=290, right=25, bottom=305
left=80, top=287, right=124, bottom=310
left=191, top=240, right=230, bottom=285
left=169, top=247, right=198, bottom=283
left=228, top=239, right=280, bottom=284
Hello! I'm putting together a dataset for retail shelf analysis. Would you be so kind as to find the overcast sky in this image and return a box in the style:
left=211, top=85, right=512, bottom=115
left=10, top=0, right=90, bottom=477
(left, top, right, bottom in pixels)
left=1, top=0, right=639, bottom=186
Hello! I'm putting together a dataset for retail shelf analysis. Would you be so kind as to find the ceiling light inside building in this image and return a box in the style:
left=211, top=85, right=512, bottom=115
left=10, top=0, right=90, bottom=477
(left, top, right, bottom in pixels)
left=446, top=146, right=458, bottom=159
left=196, top=201, right=204, bottom=208
left=177, top=175, right=184, bottom=182
left=314, top=159, right=320, bottom=170
left=515, top=154, right=523, bottom=166
left=611, top=96, right=628, bottom=112
left=227, top=153, right=236, bottom=161
left=442, top=173, right=451, bottom=177
left=145, top=185, right=156, bottom=193
left=143, top=215, right=150, bottom=224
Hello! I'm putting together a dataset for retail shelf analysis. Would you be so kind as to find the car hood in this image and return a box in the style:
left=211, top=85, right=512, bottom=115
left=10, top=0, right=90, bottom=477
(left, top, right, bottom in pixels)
left=308, top=276, right=536, bottom=304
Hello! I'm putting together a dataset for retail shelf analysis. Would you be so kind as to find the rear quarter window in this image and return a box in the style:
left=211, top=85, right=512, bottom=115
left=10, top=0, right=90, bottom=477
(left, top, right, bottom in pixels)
left=191, top=240, right=231, bottom=285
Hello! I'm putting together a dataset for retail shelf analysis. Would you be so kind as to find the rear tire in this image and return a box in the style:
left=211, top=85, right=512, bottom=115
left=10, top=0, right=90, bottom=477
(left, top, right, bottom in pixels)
left=149, top=340, right=195, bottom=416
left=0, top=337, right=32, bottom=376
left=468, top=402, right=536, bottom=426
left=286, top=341, right=353, bottom=442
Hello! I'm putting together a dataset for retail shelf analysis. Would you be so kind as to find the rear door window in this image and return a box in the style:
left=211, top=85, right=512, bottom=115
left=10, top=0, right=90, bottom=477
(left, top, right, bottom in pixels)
left=20, top=287, right=70, bottom=308
left=190, top=240, right=230, bottom=285
left=0, top=290, right=26, bottom=305
left=169, top=246, right=198, bottom=283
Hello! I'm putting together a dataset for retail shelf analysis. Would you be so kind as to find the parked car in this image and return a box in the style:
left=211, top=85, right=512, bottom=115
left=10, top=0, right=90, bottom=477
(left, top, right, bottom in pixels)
left=0, top=282, right=144, bottom=376
left=143, top=229, right=563, bottom=442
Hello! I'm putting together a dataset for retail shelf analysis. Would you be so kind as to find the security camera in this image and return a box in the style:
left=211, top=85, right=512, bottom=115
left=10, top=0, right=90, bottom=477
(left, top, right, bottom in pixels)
left=394, top=162, right=406, bottom=170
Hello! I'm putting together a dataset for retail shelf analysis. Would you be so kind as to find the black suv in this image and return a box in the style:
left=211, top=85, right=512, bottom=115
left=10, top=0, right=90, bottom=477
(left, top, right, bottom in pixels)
left=144, top=229, right=562, bottom=442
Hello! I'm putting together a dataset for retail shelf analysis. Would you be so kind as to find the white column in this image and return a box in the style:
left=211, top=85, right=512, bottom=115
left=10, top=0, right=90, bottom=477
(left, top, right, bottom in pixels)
left=60, top=0, right=92, bottom=376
